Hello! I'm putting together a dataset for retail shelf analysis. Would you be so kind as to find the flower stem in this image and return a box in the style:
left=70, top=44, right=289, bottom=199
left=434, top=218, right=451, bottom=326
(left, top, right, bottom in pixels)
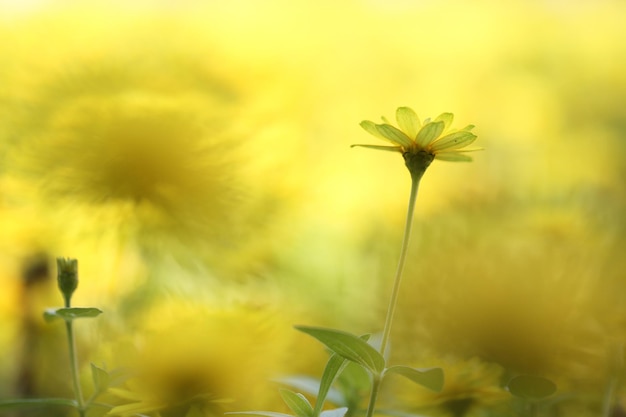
left=379, top=174, right=421, bottom=358
left=364, top=173, right=422, bottom=417
left=364, top=376, right=381, bottom=417
left=64, top=299, right=86, bottom=417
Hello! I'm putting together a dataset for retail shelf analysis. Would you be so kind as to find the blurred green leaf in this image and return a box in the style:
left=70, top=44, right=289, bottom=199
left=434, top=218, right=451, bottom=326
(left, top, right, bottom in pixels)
left=314, top=354, right=349, bottom=414
left=0, top=398, right=77, bottom=409
left=295, top=326, right=385, bottom=374
left=320, top=408, right=348, bottom=417
left=226, top=412, right=294, bottom=417
left=186, top=405, right=206, bottom=417
left=43, top=307, right=103, bottom=322
left=383, top=366, right=444, bottom=392
left=280, top=389, right=314, bottom=417
left=279, top=376, right=346, bottom=406
left=507, top=375, right=557, bottom=400
left=90, top=363, right=110, bottom=394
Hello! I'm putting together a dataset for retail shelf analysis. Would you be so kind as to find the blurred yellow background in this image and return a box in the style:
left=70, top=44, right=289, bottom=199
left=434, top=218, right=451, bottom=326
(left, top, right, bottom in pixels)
left=1, top=1, right=625, bottom=416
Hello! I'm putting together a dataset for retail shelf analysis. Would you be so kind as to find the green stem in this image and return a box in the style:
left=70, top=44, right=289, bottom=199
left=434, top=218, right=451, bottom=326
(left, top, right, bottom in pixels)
left=64, top=299, right=86, bottom=417
left=364, top=173, right=422, bottom=417
left=364, top=376, right=382, bottom=417
left=602, top=340, right=623, bottom=417
left=379, top=174, right=421, bottom=358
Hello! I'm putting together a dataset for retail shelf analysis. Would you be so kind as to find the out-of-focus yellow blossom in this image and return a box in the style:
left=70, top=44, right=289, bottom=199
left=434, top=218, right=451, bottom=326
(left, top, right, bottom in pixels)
left=354, top=107, right=481, bottom=163
left=395, top=357, right=509, bottom=417
left=104, top=300, right=326, bottom=417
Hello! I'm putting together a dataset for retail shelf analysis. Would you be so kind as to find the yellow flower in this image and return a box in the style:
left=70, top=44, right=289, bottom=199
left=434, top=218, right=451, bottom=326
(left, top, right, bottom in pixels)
left=353, top=107, right=481, bottom=177
left=397, top=357, right=509, bottom=417
left=104, top=300, right=319, bottom=417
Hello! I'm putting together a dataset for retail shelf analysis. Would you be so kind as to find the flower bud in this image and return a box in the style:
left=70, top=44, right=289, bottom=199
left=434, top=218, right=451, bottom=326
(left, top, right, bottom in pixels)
left=56, top=257, right=78, bottom=306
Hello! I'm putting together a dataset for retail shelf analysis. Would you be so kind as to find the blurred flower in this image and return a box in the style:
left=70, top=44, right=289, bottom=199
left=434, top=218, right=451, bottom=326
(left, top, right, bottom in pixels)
left=398, top=357, right=509, bottom=417
left=104, top=300, right=321, bottom=417
left=354, top=107, right=481, bottom=163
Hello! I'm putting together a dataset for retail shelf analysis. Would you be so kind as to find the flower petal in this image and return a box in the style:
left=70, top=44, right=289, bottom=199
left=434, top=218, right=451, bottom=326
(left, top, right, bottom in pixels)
left=434, top=152, right=474, bottom=162
left=434, top=113, right=454, bottom=131
left=351, top=144, right=403, bottom=152
left=375, top=124, right=414, bottom=148
left=360, top=120, right=388, bottom=140
left=430, top=131, right=477, bottom=152
left=395, top=107, right=421, bottom=139
left=415, top=121, right=444, bottom=147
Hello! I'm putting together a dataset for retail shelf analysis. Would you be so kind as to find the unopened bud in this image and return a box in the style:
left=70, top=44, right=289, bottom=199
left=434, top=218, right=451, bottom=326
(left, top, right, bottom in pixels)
left=56, top=258, right=78, bottom=306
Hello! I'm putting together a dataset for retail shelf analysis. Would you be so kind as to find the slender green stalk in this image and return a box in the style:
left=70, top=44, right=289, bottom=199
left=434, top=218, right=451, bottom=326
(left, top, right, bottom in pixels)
left=602, top=340, right=623, bottom=417
left=64, top=298, right=86, bottom=417
left=379, top=174, right=421, bottom=358
left=364, top=376, right=382, bottom=417
left=365, top=173, right=422, bottom=417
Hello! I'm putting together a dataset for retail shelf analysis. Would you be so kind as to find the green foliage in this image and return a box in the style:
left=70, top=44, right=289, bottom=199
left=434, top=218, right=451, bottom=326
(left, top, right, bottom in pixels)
left=314, top=354, right=350, bottom=414
left=295, top=326, right=385, bottom=374
left=280, top=389, right=315, bottom=417
left=43, top=307, right=103, bottom=322
left=383, top=366, right=444, bottom=392
left=507, top=375, right=557, bottom=400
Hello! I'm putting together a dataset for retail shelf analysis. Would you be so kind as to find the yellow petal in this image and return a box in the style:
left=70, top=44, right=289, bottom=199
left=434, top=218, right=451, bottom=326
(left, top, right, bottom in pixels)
left=351, top=144, right=403, bottom=152
left=430, top=131, right=476, bottom=152
left=375, top=124, right=414, bottom=148
left=395, top=107, right=421, bottom=139
left=434, top=152, right=473, bottom=162
left=415, top=121, right=444, bottom=147
left=360, top=120, right=388, bottom=140
left=434, top=113, right=454, bottom=131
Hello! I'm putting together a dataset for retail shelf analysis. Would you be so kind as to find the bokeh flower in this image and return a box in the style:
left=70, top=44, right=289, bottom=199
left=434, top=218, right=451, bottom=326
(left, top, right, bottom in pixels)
left=103, top=299, right=326, bottom=417
left=395, top=357, right=509, bottom=417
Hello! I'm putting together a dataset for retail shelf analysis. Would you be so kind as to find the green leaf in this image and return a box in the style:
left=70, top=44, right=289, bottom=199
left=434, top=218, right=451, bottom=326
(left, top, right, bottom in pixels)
left=279, top=389, right=314, bottom=417
left=0, top=398, right=78, bottom=409
left=186, top=405, right=206, bottom=417
left=375, top=124, right=413, bottom=148
left=44, top=307, right=103, bottom=322
left=507, top=375, right=557, bottom=400
left=415, top=121, right=444, bottom=147
left=295, top=326, right=385, bottom=375
left=396, top=107, right=421, bottom=139
left=320, top=408, right=348, bottom=417
left=91, top=363, right=110, bottom=394
left=278, top=376, right=346, bottom=407
left=225, top=412, right=294, bottom=417
left=384, top=366, right=444, bottom=392
left=314, top=354, right=349, bottom=414
left=429, top=131, right=476, bottom=152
